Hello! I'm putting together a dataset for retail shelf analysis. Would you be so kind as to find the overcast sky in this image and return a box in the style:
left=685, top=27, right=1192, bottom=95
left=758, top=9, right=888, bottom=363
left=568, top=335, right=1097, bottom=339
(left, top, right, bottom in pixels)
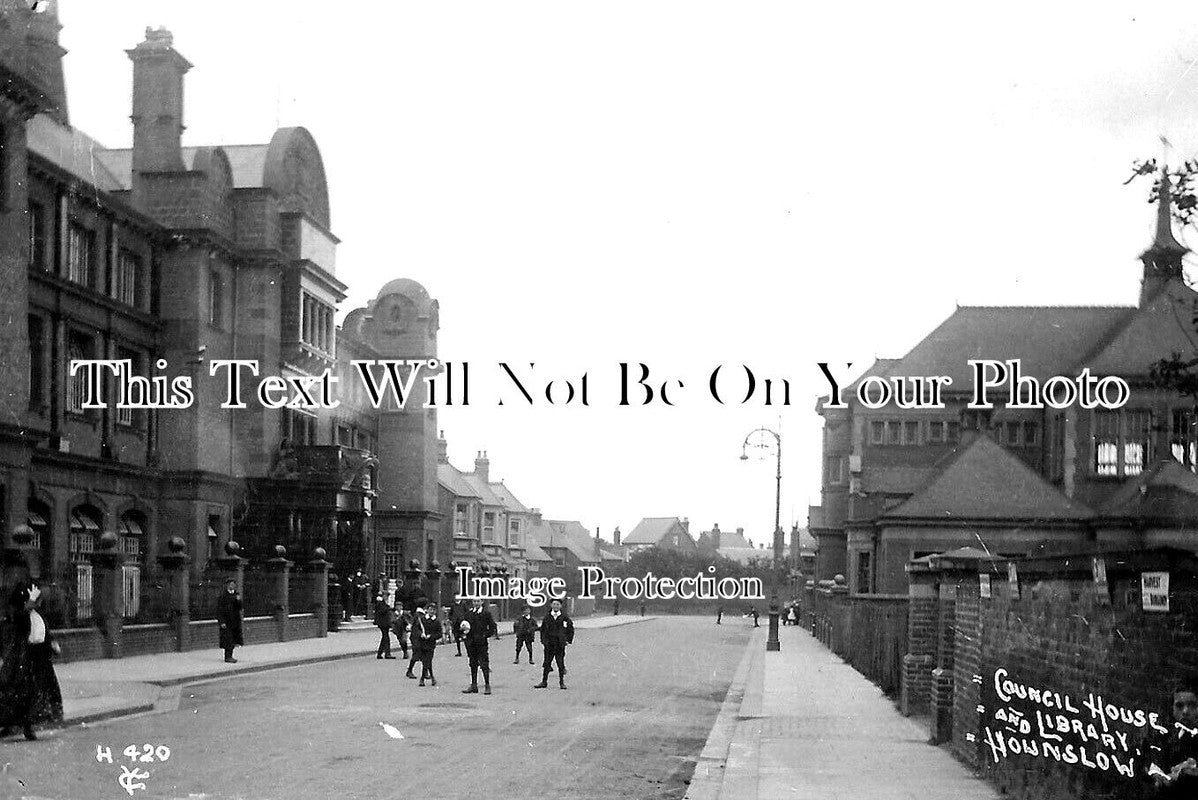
left=55, top=1, right=1198, bottom=545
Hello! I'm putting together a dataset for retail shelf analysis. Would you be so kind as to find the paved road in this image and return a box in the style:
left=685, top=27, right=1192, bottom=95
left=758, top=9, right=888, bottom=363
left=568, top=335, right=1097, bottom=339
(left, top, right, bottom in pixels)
left=2, top=616, right=750, bottom=800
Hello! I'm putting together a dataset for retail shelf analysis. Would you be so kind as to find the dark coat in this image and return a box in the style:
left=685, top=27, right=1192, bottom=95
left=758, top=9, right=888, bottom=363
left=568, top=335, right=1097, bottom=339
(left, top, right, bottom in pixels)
left=0, top=607, right=63, bottom=727
left=1146, top=724, right=1198, bottom=799
left=513, top=615, right=538, bottom=640
left=539, top=611, right=574, bottom=646
left=374, top=603, right=394, bottom=630
left=411, top=613, right=441, bottom=655
left=392, top=611, right=411, bottom=639
left=462, top=606, right=497, bottom=644
left=217, top=590, right=244, bottom=649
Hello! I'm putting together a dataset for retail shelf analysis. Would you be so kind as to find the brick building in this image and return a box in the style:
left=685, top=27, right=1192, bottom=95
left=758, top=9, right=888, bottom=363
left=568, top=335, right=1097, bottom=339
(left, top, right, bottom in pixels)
left=0, top=6, right=440, bottom=640
left=810, top=172, right=1198, bottom=594
left=623, top=516, right=697, bottom=554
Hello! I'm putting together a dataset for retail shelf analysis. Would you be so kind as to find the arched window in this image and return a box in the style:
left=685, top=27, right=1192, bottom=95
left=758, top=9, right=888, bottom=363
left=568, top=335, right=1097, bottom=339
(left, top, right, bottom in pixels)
left=27, top=499, right=50, bottom=552
left=69, top=505, right=101, bottom=563
left=118, top=511, right=146, bottom=564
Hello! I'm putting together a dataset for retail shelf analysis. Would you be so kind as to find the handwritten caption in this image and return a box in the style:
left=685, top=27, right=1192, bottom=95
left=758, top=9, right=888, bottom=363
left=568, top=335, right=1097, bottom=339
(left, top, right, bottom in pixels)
left=976, top=668, right=1166, bottom=779
left=95, top=743, right=171, bottom=796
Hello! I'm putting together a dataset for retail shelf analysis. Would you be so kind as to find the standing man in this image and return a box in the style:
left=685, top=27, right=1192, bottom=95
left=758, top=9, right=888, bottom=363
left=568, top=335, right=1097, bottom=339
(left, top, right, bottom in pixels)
left=513, top=606, right=537, bottom=665
left=534, top=599, right=574, bottom=690
left=374, top=595, right=396, bottom=659
left=716, top=604, right=724, bottom=624
left=461, top=598, right=498, bottom=695
left=216, top=579, right=243, bottom=664
left=612, top=597, right=620, bottom=616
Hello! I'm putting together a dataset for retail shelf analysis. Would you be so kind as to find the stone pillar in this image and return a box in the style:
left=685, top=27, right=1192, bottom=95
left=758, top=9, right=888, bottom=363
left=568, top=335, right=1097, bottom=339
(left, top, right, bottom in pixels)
left=828, top=574, right=849, bottom=654
left=929, top=570, right=961, bottom=744
left=210, top=544, right=246, bottom=593
left=90, top=531, right=125, bottom=659
left=901, top=563, right=938, bottom=717
left=157, top=536, right=190, bottom=652
left=267, top=545, right=292, bottom=642
left=309, top=548, right=330, bottom=638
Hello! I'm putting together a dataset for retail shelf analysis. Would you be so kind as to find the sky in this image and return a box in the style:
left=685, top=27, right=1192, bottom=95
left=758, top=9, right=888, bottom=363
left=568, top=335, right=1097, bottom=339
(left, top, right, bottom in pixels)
left=53, top=1, right=1198, bottom=545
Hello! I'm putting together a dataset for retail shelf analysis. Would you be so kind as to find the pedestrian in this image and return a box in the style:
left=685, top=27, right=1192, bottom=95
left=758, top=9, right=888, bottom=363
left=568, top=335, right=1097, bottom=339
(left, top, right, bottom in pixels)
left=513, top=605, right=537, bottom=665
left=461, top=597, right=498, bottom=695
left=1146, top=677, right=1198, bottom=798
left=411, top=601, right=441, bottom=687
left=393, top=608, right=411, bottom=660
left=0, top=581, right=63, bottom=741
left=781, top=602, right=791, bottom=626
left=354, top=569, right=369, bottom=617
left=534, top=598, right=574, bottom=690
left=788, top=605, right=799, bottom=626
left=612, top=597, right=620, bottom=616
left=341, top=575, right=353, bottom=622
left=374, top=595, right=396, bottom=659
left=449, top=596, right=467, bottom=657
left=751, top=606, right=760, bottom=628
left=716, top=604, right=723, bottom=624
left=639, top=602, right=645, bottom=617
left=217, top=579, right=243, bottom=663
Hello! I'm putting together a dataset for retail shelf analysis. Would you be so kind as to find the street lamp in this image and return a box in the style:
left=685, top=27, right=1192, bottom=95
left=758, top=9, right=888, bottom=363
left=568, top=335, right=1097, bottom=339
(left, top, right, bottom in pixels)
left=740, top=427, right=783, bottom=652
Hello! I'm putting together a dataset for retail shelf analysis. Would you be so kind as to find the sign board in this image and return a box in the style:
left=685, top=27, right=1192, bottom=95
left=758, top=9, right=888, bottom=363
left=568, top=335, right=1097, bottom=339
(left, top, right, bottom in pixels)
left=1007, top=562, right=1020, bottom=600
left=1142, top=572, right=1169, bottom=612
left=979, top=573, right=992, bottom=599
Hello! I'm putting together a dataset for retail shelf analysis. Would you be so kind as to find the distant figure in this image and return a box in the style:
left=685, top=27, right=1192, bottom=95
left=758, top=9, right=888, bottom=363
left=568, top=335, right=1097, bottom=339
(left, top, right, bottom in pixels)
left=746, top=606, right=759, bottom=628
left=612, top=598, right=620, bottom=616
left=513, top=606, right=537, bottom=665
left=1146, top=677, right=1198, bottom=798
left=0, top=582, right=63, bottom=740
left=374, top=595, right=396, bottom=659
left=449, top=597, right=467, bottom=657
left=788, top=605, right=800, bottom=626
left=534, top=599, right=574, bottom=690
left=392, top=609, right=412, bottom=660
left=639, top=603, right=646, bottom=617
left=217, top=579, right=244, bottom=663
left=716, top=605, right=724, bottom=625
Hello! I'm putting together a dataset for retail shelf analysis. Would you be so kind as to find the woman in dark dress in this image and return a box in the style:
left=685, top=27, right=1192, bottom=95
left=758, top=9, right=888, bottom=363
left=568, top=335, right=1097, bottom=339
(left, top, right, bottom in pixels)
left=216, top=579, right=243, bottom=663
left=0, top=581, right=64, bottom=740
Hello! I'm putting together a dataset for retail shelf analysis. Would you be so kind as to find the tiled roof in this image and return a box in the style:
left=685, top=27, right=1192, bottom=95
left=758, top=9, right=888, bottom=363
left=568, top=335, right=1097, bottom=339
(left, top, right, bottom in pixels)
left=542, top=520, right=600, bottom=564
left=1100, top=459, right=1198, bottom=522
left=94, top=143, right=272, bottom=191
left=883, top=435, right=1093, bottom=522
left=461, top=474, right=504, bottom=506
left=1076, top=281, right=1198, bottom=377
left=437, top=463, right=481, bottom=498
left=624, top=517, right=683, bottom=544
left=27, top=114, right=124, bottom=192
left=489, top=482, right=530, bottom=514
left=870, top=306, right=1134, bottom=389
left=522, top=539, right=552, bottom=562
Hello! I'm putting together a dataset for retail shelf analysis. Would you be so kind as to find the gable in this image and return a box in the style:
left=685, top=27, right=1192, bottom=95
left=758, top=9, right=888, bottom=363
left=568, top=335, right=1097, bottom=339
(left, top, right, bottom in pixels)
left=884, top=435, right=1092, bottom=522
left=1077, top=280, right=1198, bottom=378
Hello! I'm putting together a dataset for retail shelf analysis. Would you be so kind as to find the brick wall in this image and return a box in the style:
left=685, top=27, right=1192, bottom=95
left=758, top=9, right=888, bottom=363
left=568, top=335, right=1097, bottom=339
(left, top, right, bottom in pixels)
left=242, top=615, right=279, bottom=646
left=55, top=626, right=104, bottom=662
left=848, top=595, right=909, bottom=696
left=285, top=614, right=321, bottom=641
left=122, top=623, right=177, bottom=657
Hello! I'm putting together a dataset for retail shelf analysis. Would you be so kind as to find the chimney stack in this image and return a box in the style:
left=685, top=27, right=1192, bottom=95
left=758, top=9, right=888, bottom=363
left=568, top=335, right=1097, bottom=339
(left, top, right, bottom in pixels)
left=613, top=526, right=621, bottom=547
left=680, top=516, right=689, bottom=535
left=474, top=450, right=489, bottom=483
left=711, top=523, right=721, bottom=550
left=22, top=0, right=68, bottom=125
left=127, top=27, right=190, bottom=175
left=436, top=430, right=448, bottom=464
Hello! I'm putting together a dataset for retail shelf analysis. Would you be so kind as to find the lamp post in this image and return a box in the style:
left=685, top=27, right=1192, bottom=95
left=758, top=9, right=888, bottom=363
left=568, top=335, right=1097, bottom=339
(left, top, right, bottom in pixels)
left=740, top=427, right=782, bottom=652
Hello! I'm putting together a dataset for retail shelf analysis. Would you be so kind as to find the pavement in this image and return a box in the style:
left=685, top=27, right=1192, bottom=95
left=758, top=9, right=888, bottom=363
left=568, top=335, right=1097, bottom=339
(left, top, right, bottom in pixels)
left=684, top=623, right=1001, bottom=800
left=54, top=613, right=657, bottom=728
